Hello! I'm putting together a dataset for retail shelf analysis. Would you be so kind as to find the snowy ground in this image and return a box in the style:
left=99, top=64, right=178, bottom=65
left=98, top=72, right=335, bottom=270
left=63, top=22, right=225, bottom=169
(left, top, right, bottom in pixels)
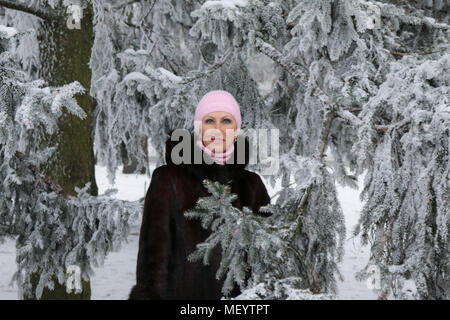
left=0, top=165, right=378, bottom=300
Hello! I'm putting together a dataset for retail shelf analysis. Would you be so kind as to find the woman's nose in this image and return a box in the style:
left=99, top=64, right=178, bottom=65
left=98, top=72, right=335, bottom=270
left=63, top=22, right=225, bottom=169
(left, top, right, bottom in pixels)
left=218, top=126, right=228, bottom=137
left=215, top=123, right=225, bottom=136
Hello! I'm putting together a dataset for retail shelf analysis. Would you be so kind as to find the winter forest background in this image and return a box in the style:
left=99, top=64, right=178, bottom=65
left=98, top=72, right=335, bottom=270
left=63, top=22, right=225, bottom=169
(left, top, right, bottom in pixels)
left=0, top=0, right=448, bottom=300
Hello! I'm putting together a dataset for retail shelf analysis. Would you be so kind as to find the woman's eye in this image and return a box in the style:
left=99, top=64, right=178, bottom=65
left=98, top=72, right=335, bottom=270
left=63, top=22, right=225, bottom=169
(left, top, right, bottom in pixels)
left=205, top=119, right=214, bottom=124
left=223, top=118, right=231, bottom=124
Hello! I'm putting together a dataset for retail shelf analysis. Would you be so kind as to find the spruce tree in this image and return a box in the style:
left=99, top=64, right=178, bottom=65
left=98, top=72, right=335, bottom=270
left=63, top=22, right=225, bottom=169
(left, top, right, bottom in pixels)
left=0, top=2, right=141, bottom=300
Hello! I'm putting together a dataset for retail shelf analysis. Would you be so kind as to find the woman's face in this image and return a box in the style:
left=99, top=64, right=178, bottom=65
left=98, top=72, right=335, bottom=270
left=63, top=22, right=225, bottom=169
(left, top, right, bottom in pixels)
left=201, top=111, right=237, bottom=153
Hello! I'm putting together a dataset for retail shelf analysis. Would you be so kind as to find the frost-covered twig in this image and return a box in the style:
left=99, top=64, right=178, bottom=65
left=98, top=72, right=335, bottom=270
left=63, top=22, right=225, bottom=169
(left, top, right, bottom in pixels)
left=181, top=48, right=233, bottom=85
left=253, top=37, right=308, bottom=83
left=374, top=118, right=411, bottom=133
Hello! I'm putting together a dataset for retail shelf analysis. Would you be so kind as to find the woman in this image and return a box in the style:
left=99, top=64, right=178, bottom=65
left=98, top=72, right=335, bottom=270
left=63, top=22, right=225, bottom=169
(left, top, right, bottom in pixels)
left=129, top=90, right=271, bottom=300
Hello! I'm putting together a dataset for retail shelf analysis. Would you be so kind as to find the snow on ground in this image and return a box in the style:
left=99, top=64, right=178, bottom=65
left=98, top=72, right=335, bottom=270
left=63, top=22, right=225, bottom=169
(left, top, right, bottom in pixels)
left=0, top=165, right=378, bottom=299
left=0, top=236, right=16, bottom=300
left=334, top=172, right=378, bottom=300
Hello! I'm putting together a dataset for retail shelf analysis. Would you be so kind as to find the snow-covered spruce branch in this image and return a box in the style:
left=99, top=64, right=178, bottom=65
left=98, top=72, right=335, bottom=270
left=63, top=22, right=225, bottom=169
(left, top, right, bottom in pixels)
left=118, top=46, right=233, bottom=91
left=336, top=109, right=412, bottom=134
left=287, top=107, right=336, bottom=243
left=279, top=106, right=348, bottom=295
left=10, top=180, right=141, bottom=299
left=2, top=132, right=142, bottom=299
left=351, top=53, right=450, bottom=299
left=373, top=118, right=412, bottom=134
left=184, top=179, right=331, bottom=298
left=254, top=37, right=355, bottom=121
left=180, top=48, right=234, bottom=86
left=0, top=0, right=63, bottom=20
left=335, top=109, right=363, bottom=127
left=255, top=37, right=418, bottom=138
left=111, top=0, right=147, bottom=10
left=253, top=37, right=308, bottom=84
left=367, top=0, right=450, bottom=30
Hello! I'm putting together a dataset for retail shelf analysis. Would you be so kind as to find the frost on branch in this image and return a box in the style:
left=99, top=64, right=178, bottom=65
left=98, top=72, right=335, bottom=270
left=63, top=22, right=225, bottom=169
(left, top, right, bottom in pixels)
left=352, top=53, right=450, bottom=300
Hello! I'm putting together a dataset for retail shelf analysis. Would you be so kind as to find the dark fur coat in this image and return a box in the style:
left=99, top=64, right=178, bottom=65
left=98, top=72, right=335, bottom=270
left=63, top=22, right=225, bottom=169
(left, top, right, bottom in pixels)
left=128, top=133, right=271, bottom=299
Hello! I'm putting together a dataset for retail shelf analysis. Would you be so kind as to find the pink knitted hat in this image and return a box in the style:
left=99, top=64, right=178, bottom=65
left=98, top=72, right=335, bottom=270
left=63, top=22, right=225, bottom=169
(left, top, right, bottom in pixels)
left=194, top=90, right=242, bottom=137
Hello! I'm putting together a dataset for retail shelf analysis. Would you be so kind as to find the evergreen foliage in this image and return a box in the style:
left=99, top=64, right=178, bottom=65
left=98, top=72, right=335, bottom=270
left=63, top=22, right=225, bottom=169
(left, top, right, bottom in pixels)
left=185, top=178, right=344, bottom=298
left=0, top=21, right=141, bottom=299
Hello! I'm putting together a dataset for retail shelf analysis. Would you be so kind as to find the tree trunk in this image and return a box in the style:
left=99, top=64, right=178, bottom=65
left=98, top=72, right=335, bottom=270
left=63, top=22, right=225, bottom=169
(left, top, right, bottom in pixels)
left=121, top=136, right=148, bottom=174
left=24, top=3, right=96, bottom=300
